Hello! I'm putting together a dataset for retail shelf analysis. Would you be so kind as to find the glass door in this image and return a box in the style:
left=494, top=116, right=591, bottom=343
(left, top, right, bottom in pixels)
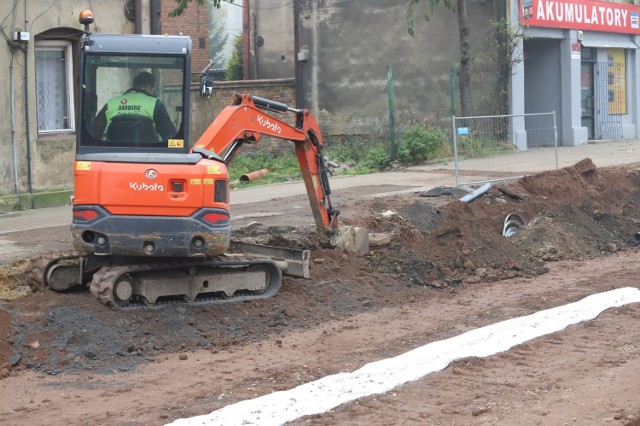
left=580, top=61, right=594, bottom=140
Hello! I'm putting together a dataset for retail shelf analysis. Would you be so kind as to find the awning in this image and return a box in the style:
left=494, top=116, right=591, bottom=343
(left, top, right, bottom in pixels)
left=581, top=33, right=638, bottom=49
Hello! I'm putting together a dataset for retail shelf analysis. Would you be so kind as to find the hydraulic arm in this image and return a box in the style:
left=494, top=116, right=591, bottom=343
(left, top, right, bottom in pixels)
left=192, top=94, right=340, bottom=247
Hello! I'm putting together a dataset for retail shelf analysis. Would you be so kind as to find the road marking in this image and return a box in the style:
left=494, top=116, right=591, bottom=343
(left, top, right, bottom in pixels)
left=167, top=287, right=640, bottom=426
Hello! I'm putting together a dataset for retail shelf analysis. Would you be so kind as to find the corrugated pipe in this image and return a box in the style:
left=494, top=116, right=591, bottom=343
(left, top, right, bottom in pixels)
left=239, top=168, right=269, bottom=182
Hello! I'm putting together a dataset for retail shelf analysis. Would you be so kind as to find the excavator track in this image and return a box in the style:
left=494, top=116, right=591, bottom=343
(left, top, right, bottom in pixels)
left=88, top=256, right=282, bottom=309
left=23, top=250, right=83, bottom=292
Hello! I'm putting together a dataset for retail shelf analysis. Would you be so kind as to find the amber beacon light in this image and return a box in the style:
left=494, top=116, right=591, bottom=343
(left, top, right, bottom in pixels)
left=79, top=9, right=94, bottom=25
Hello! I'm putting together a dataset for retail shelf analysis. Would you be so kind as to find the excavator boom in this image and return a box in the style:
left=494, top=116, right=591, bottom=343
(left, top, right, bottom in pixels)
left=193, top=94, right=340, bottom=247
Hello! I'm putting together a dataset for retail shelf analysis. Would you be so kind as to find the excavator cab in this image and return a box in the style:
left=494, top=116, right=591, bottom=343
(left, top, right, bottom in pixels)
left=72, top=30, right=233, bottom=260
left=77, top=33, right=190, bottom=152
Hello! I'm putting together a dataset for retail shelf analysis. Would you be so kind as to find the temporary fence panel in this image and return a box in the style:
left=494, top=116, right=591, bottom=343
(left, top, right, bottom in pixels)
left=452, top=112, right=558, bottom=187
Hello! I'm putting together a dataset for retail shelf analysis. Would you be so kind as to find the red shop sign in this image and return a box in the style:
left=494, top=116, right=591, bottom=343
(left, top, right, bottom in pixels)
left=521, top=0, right=640, bottom=34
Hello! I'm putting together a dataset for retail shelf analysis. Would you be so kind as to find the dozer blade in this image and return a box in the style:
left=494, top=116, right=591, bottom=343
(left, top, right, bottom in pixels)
left=229, top=240, right=310, bottom=279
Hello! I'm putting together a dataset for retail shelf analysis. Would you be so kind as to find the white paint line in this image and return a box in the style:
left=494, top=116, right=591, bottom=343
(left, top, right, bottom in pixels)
left=167, top=287, right=640, bottom=426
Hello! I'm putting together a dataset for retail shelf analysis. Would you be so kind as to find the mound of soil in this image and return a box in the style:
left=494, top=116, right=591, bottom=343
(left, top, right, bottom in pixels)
left=1, top=158, right=640, bottom=380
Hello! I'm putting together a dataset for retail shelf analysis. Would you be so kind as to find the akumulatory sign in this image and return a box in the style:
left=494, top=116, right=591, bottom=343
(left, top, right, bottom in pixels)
left=521, top=0, right=640, bottom=34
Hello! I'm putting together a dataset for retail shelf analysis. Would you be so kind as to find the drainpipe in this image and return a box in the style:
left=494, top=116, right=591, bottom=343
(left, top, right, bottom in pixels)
left=24, top=0, right=34, bottom=208
left=243, top=0, right=250, bottom=79
left=135, top=0, right=142, bottom=34
left=9, top=56, right=20, bottom=200
left=150, top=0, right=161, bottom=34
left=293, top=0, right=303, bottom=107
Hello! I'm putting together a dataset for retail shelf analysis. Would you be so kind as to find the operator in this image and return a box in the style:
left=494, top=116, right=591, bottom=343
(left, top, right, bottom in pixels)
left=93, top=71, right=177, bottom=142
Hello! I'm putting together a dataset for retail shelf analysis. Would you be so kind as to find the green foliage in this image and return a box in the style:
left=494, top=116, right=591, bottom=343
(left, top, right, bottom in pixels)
left=455, top=134, right=515, bottom=159
left=226, top=33, right=244, bottom=81
left=169, top=0, right=232, bottom=18
left=224, top=125, right=452, bottom=188
left=365, top=146, right=394, bottom=170
left=396, top=125, right=446, bottom=165
left=208, top=6, right=229, bottom=68
left=227, top=150, right=300, bottom=186
left=407, top=0, right=455, bottom=36
left=325, top=138, right=391, bottom=173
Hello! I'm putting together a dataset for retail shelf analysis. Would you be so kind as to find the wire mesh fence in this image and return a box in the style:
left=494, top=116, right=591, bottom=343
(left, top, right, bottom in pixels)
left=452, top=112, right=559, bottom=187
left=308, top=69, right=559, bottom=190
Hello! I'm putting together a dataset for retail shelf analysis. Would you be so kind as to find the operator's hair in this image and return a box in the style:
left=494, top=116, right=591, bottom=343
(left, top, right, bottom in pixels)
left=133, top=71, right=155, bottom=90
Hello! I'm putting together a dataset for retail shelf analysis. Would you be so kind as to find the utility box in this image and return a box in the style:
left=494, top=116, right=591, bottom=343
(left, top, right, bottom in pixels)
left=12, top=31, right=30, bottom=42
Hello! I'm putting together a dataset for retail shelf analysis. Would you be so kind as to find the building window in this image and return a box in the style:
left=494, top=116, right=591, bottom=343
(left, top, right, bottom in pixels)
left=35, top=41, right=75, bottom=133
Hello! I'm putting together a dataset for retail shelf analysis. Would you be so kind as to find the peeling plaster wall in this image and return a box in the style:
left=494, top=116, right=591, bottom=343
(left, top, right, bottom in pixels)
left=0, top=0, right=146, bottom=197
left=253, top=0, right=499, bottom=137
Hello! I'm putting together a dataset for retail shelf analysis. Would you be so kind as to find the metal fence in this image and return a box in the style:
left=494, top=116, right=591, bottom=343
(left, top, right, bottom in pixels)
left=452, top=112, right=559, bottom=187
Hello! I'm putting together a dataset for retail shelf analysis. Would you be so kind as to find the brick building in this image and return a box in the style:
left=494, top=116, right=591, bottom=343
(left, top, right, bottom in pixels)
left=160, top=0, right=210, bottom=76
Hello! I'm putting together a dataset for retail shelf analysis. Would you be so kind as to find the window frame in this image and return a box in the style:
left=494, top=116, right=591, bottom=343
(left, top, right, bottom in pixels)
left=34, top=40, right=75, bottom=134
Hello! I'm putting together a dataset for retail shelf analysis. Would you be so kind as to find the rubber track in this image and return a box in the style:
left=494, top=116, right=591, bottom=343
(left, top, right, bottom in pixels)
left=88, top=256, right=282, bottom=309
left=23, top=250, right=81, bottom=292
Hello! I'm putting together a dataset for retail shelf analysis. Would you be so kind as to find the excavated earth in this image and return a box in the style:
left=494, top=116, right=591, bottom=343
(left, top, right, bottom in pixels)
left=1, top=158, right=640, bottom=425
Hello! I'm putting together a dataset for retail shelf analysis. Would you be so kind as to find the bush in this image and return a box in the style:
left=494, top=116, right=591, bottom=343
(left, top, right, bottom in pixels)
left=364, top=146, right=393, bottom=170
left=396, top=125, right=447, bottom=165
left=326, top=137, right=389, bottom=173
left=456, top=134, right=514, bottom=159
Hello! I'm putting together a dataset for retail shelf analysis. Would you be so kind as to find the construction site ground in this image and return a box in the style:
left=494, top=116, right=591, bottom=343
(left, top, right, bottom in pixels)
left=1, top=140, right=640, bottom=425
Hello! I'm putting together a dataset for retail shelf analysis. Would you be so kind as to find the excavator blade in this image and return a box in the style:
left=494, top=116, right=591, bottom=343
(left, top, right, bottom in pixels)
left=229, top=240, right=310, bottom=279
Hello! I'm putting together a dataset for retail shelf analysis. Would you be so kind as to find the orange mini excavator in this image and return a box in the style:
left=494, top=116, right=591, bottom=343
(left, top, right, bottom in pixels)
left=25, top=10, right=364, bottom=308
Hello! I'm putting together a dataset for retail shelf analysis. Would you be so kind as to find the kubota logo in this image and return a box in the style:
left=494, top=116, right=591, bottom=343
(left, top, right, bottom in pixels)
left=257, top=114, right=281, bottom=134
left=130, top=182, right=164, bottom=191
left=145, top=169, right=158, bottom=179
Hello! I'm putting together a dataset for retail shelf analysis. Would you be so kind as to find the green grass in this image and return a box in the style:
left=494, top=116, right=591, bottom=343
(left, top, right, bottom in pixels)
left=227, top=125, right=454, bottom=188
left=228, top=151, right=301, bottom=187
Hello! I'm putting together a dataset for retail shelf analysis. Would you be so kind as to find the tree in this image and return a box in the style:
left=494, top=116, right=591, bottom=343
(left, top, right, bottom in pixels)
left=490, top=19, right=525, bottom=115
left=208, top=5, right=229, bottom=68
left=226, top=33, right=243, bottom=80
left=169, top=0, right=234, bottom=17
left=408, top=0, right=474, bottom=117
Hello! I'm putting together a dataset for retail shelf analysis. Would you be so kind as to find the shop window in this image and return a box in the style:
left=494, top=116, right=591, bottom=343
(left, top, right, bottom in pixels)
left=607, top=49, right=626, bottom=115
left=35, top=41, right=75, bottom=133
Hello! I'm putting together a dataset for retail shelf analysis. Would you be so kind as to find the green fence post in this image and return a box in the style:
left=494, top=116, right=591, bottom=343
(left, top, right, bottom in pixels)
left=387, top=66, right=396, bottom=162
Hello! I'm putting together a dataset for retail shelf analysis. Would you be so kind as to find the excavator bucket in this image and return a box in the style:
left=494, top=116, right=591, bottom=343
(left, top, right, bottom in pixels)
left=332, top=226, right=370, bottom=256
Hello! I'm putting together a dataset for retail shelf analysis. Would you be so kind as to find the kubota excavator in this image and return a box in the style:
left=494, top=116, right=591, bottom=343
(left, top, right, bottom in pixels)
left=24, top=10, right=365, bottom=308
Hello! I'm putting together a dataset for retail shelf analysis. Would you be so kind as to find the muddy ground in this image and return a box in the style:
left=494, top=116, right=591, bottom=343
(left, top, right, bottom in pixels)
left=1, top=158, right=640, bottom=425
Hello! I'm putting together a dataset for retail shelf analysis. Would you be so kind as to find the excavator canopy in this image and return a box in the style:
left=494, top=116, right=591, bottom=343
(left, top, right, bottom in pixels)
left=77, top=34, right=192, bottom=155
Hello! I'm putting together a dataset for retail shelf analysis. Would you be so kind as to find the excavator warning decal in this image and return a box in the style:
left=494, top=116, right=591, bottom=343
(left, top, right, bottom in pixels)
left=204, top=178, right=214, bottom=185
left=168, top=139, right=184, bottom=148
left=207, top=165, right=222, bottom=174
left=76, top=161, right=91, bottom=171
left=190, top=179, right=202, bottom=185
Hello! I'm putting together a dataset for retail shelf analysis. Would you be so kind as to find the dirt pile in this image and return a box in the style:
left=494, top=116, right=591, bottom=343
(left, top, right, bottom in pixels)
left=343, top=158, right=640, bottom=288
left=0, top=158, right=639, bottom=379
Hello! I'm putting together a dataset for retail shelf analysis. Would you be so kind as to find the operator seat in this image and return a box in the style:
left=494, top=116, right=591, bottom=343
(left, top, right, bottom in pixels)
left=106, top=115, right=159, bottom=145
